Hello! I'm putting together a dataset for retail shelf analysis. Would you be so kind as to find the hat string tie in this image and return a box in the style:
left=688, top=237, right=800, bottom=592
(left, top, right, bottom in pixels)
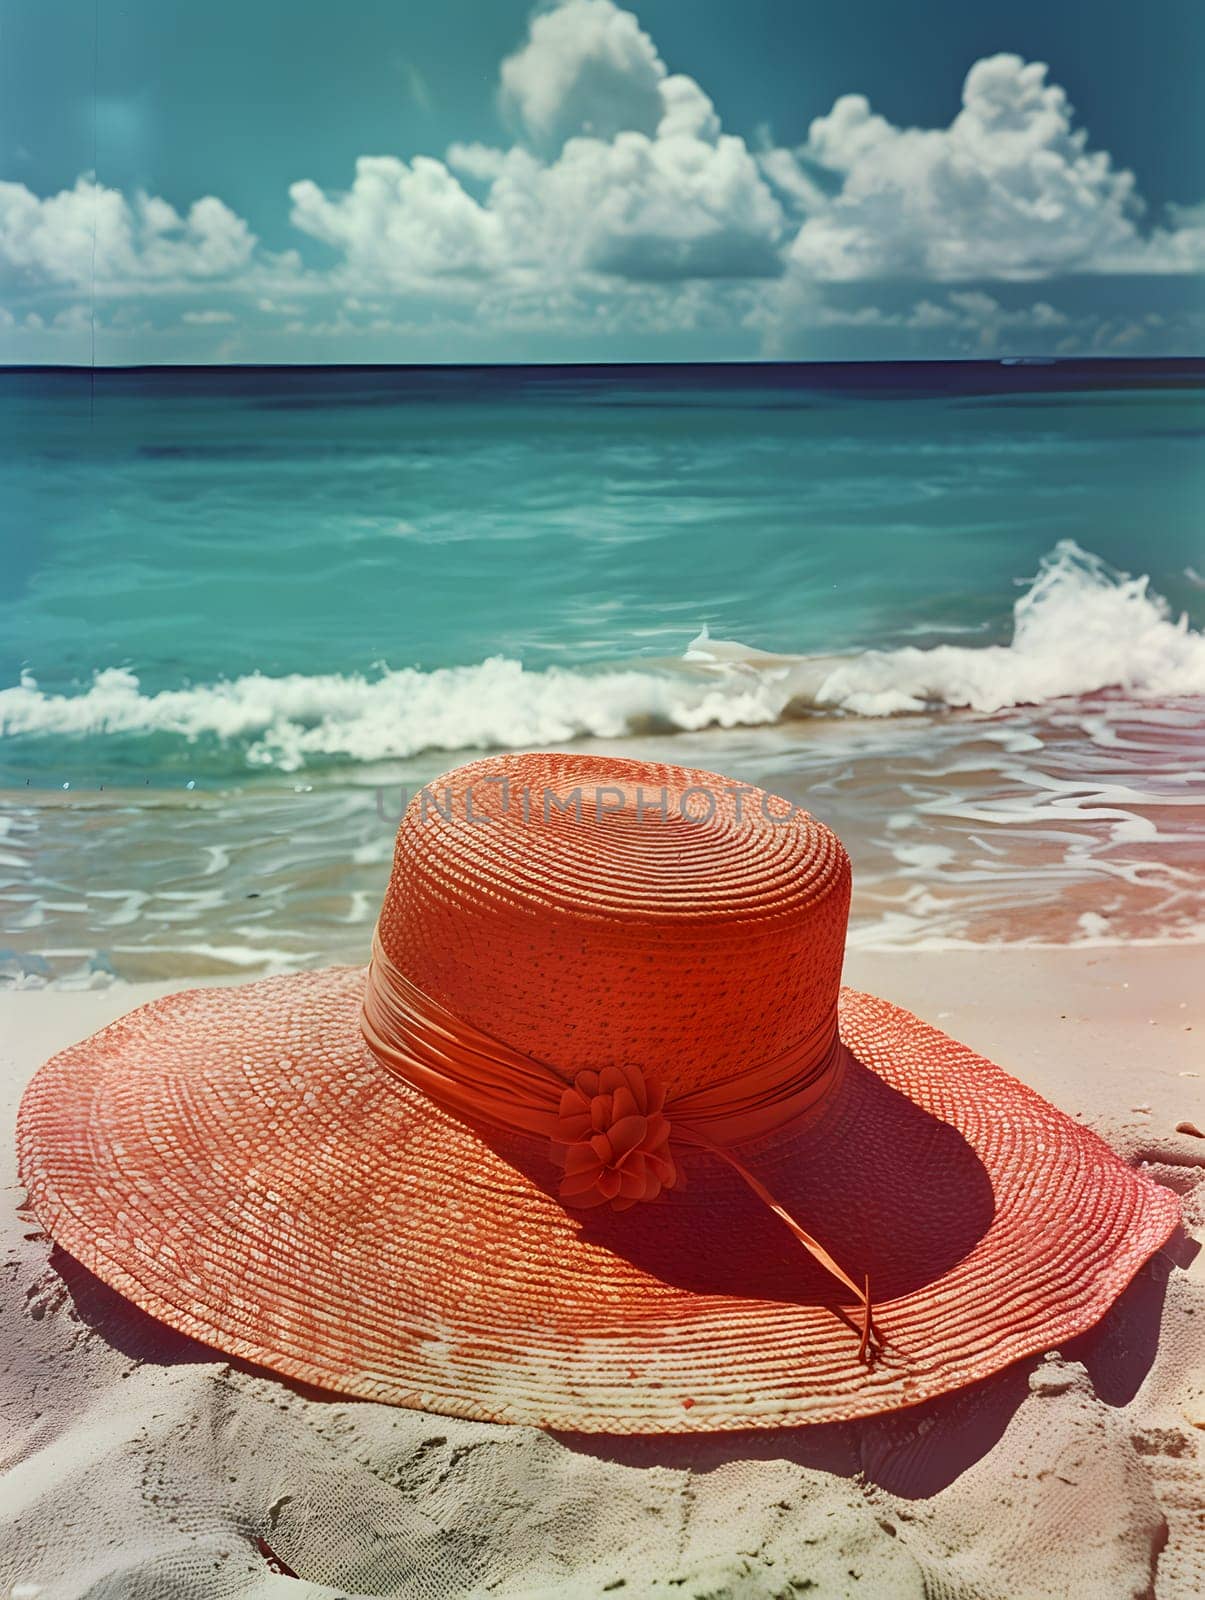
left=362, top=927, right=880, bottom=1364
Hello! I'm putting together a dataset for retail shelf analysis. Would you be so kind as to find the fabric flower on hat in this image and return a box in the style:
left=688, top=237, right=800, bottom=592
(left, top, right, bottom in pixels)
left=553, top=1063, right=677, bottom=1210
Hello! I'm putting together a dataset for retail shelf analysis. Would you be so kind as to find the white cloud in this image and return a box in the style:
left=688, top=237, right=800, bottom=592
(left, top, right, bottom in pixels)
left=0, top=176, right=257, bottom=289
left=290, top=156, right=500, bottom=283
left=756, top=144, right=828, bottom=212
left=756, top=277, right=1097, bottom=357
left=446, top=142, right=511, bottom=184
left=499, top=0, right=666, bottom=149
left=810, top=290, right=1068, bottom=339
left=289, top=1, right=781, bottom=291
left=920, top=290, right=1069, bottom=349
left=291, top=23, right=1202, bottom=308
left=1126, top=203, right=1205, bottom=275
left=498, top=1, right=722, bottom=150
left=784, top=55, right=1161, bottom=281
left=2, top=3, right=1202, bottom=362
left=290, top=134, right=782, bottom=290
left=491, top=134, right=782, bottom=280
left=803, top=94, right=896, bottom=174
left=49, top=302, right=93, bottom=332
left=656, top=76, right=722, bottom=145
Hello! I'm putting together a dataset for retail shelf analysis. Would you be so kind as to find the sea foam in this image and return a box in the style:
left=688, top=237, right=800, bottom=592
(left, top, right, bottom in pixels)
left=3, top=542, right=1203, bottom=772
left=800, top=540, right=1205, bottom=716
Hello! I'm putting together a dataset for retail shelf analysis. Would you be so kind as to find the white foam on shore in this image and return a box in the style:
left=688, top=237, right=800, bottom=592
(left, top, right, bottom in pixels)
left=802, top=541, right=1205, bottom=717
left=3, top=542, right=1203, bottom=771
left=0, top=656, right=789, bottom=772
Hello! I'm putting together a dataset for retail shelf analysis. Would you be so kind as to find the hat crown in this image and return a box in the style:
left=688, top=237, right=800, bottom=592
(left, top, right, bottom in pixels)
left=377, top=753, right=850, bottom=1099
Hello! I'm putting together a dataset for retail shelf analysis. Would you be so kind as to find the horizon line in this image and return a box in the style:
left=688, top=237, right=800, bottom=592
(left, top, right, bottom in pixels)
left=3, top=354, right=1204, bottom=374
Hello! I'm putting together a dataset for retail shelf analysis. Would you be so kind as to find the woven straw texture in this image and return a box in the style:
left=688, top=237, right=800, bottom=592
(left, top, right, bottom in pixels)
left=16, top=753, right=1180, bottom=1433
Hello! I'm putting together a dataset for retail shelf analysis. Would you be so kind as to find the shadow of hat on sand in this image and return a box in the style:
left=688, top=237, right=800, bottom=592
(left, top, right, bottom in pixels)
left=555, top=1224, right=1188, bottom=1496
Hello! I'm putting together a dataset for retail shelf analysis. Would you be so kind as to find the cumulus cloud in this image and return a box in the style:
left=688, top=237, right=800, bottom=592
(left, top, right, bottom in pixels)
left=1131, top=202, right=1205, bottom=275
left=446, top=142, right=511, bottom=184
left=783, top=54, right=1204, bottom=281
left=290, top=1, right=782, bottom=289
left=500, top=0, right=666, bottom=148
left=291, top=135, right=782, bottom=288
left=491, top=134, right=781, bottom=280
left=289, top=20, right=1203, bottom=308
left=3, top=2, right=1203, bottom=362
left=498, top=0, right=723, bottom=149
left=0, top=176, right=257, bottom=288
left=290, top=157, right=500, bottom=283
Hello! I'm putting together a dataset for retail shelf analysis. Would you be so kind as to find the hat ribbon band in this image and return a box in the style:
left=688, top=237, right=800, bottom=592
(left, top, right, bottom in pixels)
left=361, top=928, right=879, bottom=1363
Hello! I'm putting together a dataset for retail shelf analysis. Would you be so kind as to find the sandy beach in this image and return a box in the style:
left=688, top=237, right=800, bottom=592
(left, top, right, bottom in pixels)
left=3, top=945, right=1201, bottom=1600
left=4, top=0, right=1204, bottom=1590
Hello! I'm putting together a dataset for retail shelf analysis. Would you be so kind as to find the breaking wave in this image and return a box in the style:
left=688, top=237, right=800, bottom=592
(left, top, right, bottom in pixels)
left=4, top=542, right=1203, bottom=773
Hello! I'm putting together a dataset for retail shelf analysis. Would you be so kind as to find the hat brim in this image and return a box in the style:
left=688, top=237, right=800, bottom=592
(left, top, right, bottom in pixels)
left=17, top=967, right=1178, bottom=1433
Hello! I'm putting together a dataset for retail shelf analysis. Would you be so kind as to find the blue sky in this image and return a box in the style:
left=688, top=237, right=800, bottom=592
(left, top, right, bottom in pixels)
left=2, top=0, right=1203, bottom=363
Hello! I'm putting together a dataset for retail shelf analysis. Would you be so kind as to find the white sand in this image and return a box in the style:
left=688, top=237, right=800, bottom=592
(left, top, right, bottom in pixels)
left=2, top=947, right=1202, bottom=1599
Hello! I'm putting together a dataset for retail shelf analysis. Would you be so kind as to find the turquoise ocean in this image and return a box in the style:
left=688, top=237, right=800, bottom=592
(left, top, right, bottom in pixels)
left=2, top=360, right=1204, bottom=982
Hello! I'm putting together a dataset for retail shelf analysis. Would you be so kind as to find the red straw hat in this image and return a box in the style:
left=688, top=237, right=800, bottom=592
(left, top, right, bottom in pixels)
left=18, top=753, right=1178, bottom=1433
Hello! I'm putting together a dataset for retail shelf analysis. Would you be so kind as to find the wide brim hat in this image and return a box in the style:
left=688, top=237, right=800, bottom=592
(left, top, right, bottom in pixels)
left=18, top=753, right=1178, bottom=1433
